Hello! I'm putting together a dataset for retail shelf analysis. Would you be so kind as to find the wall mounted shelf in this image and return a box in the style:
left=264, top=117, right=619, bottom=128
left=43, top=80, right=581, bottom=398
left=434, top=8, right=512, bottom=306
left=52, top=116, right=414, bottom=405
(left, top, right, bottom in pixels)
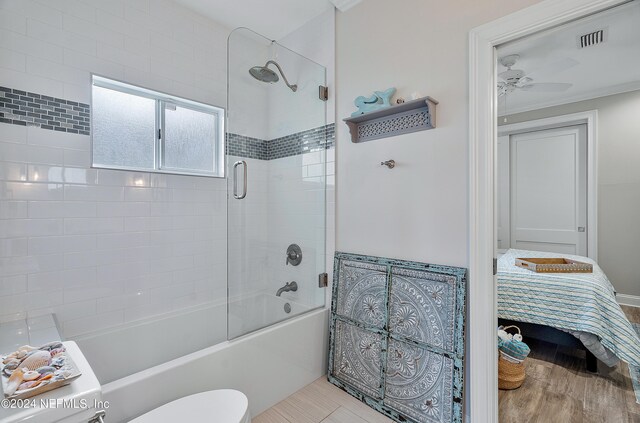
left=343, top=96, right=438, bottom=143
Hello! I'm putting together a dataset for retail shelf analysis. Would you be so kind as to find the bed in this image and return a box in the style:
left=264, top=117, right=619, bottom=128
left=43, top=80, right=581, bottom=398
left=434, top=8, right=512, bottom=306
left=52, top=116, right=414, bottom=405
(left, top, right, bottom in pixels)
left=497, top=249, right=640, bottom=371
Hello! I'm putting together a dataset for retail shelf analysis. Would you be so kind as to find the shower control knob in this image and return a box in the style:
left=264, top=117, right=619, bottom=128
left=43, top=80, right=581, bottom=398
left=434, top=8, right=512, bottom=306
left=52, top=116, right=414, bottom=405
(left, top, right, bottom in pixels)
left=286, top=244, right=302, bottom=266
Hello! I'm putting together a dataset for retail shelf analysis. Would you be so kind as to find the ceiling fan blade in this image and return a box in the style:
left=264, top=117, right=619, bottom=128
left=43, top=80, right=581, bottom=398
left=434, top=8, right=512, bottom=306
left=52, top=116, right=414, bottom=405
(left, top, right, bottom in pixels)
left=524, top=57, right=579, bottom=79
left=519, top=82, right=573, bottom=92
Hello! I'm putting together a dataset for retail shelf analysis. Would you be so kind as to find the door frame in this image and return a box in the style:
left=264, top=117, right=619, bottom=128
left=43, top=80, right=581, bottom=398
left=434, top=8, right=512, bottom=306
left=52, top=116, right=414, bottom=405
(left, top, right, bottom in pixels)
left=498, top=112, right=598, bottom=260
left=468, top=1, right=625, bottom=421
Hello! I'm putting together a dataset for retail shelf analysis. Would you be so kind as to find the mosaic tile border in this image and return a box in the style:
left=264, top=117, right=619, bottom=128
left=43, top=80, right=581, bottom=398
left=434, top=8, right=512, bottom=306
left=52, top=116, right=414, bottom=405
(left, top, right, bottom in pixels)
left=0, top=86, right=334, bottom=160
left=328, top=252, right=467, bottom=423
left=226, top=133, right=269, bottom=160
left=269, top=123, right=335, bottom=160
left=227, top=123, right=336, bottom=160
left=0, top=86, right=90, bottom=135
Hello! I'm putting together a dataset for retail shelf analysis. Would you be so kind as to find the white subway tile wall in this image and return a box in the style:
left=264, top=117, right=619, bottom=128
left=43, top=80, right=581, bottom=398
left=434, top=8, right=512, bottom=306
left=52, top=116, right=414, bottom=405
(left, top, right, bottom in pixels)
left=0, top=0, right=336, bottom=339
left=0, top=0, right=229, bottom=336
left=0, top=0, right=228, bottom=105
left=0, top=125, right=228, bottom=337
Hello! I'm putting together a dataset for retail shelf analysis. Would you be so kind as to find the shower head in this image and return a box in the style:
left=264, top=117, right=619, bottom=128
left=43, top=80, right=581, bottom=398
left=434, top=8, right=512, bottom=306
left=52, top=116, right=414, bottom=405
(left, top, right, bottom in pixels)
left=249, top=60, right=297, bottom=92
left=249, top=66, right=279, bottom=83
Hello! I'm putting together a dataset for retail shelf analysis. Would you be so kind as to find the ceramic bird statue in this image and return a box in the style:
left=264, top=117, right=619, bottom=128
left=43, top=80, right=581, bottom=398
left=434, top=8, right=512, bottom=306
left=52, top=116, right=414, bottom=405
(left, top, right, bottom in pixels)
left=351, top=87, right=396, bottom=116
left=374, top=88, right=395, bottom=107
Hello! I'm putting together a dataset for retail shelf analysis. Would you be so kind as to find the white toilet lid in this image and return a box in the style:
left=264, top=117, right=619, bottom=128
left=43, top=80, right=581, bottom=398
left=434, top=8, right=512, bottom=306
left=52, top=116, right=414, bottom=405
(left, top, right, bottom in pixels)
left=130, top=390, right=250, bottom=423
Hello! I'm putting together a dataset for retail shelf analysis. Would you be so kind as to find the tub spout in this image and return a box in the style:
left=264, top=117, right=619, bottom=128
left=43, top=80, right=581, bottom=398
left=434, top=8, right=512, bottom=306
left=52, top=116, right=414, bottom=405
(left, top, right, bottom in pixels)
left=276, top=281, right=298, bottom=296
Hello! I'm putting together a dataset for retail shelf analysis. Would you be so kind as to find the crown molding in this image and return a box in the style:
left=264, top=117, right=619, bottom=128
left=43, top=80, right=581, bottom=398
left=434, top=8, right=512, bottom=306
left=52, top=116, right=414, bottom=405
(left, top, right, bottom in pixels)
left=329, top=0, right=362, bottom=12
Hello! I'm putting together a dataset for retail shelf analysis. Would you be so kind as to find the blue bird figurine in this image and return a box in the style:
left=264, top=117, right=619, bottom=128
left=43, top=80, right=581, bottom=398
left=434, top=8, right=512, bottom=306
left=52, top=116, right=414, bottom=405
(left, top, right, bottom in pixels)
left=351, top=87, right=396, bottom=116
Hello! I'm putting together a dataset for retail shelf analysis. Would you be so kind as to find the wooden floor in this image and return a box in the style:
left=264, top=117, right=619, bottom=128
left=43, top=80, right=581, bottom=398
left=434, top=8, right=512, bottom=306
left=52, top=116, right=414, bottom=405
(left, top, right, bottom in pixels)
left=500, top=304, right=640, bottom=423
left=255, top=305, right=640, bottom=423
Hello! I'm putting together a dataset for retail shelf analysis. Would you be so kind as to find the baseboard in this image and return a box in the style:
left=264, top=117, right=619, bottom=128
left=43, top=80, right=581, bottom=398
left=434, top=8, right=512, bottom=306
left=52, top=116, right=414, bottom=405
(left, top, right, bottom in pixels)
left=617, top=293, right=640, bottom=307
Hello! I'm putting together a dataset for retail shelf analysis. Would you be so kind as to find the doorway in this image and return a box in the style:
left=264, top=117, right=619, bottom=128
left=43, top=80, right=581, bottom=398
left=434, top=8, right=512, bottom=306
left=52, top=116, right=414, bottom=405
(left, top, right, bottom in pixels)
left=468, top=0, right=632, bottom=421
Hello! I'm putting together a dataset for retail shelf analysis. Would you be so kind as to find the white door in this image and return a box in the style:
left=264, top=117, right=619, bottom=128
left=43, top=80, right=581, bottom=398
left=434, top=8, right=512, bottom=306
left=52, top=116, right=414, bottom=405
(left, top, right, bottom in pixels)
left=497, top=135, right=511, bottom=251
left=509, top=125, right=587, bottom=255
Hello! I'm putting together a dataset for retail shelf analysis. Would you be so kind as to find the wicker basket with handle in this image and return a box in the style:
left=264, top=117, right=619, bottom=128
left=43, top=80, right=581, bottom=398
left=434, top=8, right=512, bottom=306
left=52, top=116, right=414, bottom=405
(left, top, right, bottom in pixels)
left=498, top=325, right=526, bottom=390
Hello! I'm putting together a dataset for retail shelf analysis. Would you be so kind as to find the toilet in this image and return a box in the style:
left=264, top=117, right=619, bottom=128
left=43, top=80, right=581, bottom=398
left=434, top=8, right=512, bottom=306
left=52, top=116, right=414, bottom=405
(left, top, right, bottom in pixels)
left=130, top=390, right=251, bottom=423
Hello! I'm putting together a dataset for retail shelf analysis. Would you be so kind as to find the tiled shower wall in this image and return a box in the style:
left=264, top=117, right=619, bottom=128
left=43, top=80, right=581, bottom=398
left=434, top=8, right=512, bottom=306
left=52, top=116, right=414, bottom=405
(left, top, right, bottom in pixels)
left=0, top=0, right=336, bottom=339
left=226, top=124, right=335, bottom=160
left=266, top=148, right=335, bottom=309
left=0, top=0, right=231, bottom=337
left=0, top=87, right=90, bottom=134
left=0, top=124, right=227, bottom=337
left=226, top=133, right=335, bottom=308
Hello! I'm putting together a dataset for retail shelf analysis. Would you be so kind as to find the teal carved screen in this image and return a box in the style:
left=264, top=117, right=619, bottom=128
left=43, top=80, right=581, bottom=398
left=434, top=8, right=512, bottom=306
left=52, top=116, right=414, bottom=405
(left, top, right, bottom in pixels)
left=328, top=252, right=466, bottom=423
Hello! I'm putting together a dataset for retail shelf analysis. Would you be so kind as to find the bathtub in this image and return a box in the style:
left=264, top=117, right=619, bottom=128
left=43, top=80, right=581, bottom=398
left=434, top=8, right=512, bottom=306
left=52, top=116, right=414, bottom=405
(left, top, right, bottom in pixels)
left=73, top=294, right=327, bottom=422
left=228, top=292, right=313, bottom=339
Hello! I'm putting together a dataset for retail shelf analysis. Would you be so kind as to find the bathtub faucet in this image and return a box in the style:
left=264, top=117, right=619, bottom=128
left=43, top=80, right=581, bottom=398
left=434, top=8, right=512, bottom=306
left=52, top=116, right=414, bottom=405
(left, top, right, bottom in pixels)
left=276, top=281, right=298, bottom=296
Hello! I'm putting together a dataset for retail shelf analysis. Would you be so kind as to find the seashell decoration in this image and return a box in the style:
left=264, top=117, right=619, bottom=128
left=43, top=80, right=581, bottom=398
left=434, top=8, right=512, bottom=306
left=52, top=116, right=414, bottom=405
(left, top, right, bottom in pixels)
left=19, top=350, right=51, bottom=371
left=38, top=342, right=63, bottom=351
left=17, top=380, right=41, bottom=391
left=2, top=346, right=34, bottom=364
left=54, top=369, right=71, bottom=378
left=49, top=348, right=65, bottom=357
left=2, top=340, right=81, bottom=398
left=22, top=371, right=40, bottom=381
left=37, top=373, right=53, bottom=382
left=35, top=366, right=56, bottom=374
left=17, top=345, right=37, bottom=352
left=2, top=359, right=21, bottom=376
left=51, top=356, right=66, bottom=367
left=5, top=368, right=24, bottom=396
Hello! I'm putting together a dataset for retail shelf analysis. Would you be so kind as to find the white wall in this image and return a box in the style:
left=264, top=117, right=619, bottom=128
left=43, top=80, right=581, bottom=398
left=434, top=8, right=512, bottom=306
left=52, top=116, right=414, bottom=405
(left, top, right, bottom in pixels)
left=272, top=7, right=335, bottom=139
left=227, top=27, right=270, bottom=140
left=0, top=0, right=231, bottom=337
left=335, top=1, right=542, bottom=418
left=335, top=0, right=541, bottom=268
left=501, top=89, right=640, bottom=298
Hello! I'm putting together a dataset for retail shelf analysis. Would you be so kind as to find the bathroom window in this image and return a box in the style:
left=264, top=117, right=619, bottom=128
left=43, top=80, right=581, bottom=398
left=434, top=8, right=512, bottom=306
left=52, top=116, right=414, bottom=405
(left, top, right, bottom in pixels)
left=91, top=75, right=225, bottom=177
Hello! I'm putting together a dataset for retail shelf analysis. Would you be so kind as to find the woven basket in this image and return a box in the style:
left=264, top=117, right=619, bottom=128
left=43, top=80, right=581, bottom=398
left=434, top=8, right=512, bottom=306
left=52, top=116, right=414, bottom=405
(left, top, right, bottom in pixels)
left=498, top=326, right=526, bottom=390
left=498, top=355, right=525, bottom=389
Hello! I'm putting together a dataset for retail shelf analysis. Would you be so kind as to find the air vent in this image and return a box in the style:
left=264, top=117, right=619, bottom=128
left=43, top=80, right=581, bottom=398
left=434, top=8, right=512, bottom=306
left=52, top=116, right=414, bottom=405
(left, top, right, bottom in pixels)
left=579, top=29, right=605, bottom=48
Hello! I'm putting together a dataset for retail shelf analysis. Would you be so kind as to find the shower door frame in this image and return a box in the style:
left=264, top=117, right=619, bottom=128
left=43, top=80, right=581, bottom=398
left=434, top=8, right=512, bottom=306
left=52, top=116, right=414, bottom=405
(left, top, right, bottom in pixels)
left=226, top=27, right=329, bottom=340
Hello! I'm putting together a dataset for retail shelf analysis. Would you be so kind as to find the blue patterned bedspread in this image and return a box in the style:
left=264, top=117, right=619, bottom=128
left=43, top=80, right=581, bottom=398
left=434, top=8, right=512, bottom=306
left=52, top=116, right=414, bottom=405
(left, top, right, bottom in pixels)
left=498, top=249, right=640, bottom=367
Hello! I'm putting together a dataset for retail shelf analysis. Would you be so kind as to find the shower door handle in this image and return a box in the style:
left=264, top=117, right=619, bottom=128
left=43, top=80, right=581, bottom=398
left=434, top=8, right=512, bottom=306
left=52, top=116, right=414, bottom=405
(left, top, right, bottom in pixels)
left=233, top=160, right=247, bottom=199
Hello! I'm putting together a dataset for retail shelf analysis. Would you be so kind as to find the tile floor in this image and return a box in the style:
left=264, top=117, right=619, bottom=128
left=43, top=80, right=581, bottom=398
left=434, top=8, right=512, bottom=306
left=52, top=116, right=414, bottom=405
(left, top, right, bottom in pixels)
left=257, top=306, right=640, bottom=423
left=253, top=377, right=393, bottom=423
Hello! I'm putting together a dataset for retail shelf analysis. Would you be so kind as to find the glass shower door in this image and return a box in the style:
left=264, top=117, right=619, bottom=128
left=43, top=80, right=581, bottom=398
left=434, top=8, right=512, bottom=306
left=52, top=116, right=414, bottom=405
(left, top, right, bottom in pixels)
left=227, top=28, right=327, bottom=339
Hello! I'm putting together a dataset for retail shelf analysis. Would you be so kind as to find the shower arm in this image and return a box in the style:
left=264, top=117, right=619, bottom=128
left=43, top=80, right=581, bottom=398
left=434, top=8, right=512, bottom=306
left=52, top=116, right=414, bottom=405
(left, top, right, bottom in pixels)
left=265, top=60, right=298, bottom=92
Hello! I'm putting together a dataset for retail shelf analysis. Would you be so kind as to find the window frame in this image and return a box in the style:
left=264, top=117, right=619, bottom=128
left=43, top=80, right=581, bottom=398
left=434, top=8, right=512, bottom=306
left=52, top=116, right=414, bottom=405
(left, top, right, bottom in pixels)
left=91, top=74, right=225, bottom=178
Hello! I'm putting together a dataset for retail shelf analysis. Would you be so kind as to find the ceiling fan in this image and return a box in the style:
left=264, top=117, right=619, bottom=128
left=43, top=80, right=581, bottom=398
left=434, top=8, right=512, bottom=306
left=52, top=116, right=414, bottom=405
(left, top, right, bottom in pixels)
left=498, top=54, right=574, bottom=97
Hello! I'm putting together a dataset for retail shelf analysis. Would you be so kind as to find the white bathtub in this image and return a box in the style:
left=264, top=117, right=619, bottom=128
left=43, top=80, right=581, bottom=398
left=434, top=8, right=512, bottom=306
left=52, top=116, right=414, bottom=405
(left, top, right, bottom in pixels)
left=228, top=293, right=313, bottom=339
left=73, top=295, right=327, bottom=422
left=74, top=302, right=227, bottom=384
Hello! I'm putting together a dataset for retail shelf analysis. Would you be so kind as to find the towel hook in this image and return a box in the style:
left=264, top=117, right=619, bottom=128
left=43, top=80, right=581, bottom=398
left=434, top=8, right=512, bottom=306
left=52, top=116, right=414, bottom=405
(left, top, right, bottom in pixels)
left=381, top=160, right=395, bottom=169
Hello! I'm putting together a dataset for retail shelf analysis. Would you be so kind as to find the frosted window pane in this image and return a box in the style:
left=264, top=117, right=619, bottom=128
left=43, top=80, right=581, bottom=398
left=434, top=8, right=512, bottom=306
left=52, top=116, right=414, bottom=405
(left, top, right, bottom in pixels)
left=92, top=85, right=156, bottom=169
left=163, top=105, right=216, bottom=173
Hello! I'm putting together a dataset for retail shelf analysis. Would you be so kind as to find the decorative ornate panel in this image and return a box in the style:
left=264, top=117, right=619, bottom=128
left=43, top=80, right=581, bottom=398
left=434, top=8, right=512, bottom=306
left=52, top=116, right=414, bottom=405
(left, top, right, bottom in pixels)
left=332, top=320, right=384, bottom=399
left=335, top=260, right=388, bottom=329
left=384, top=338, right=454, bottom=423
left=389, top=267, right=458, bottom=353
left=329, top=252, right=466, bottom=423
